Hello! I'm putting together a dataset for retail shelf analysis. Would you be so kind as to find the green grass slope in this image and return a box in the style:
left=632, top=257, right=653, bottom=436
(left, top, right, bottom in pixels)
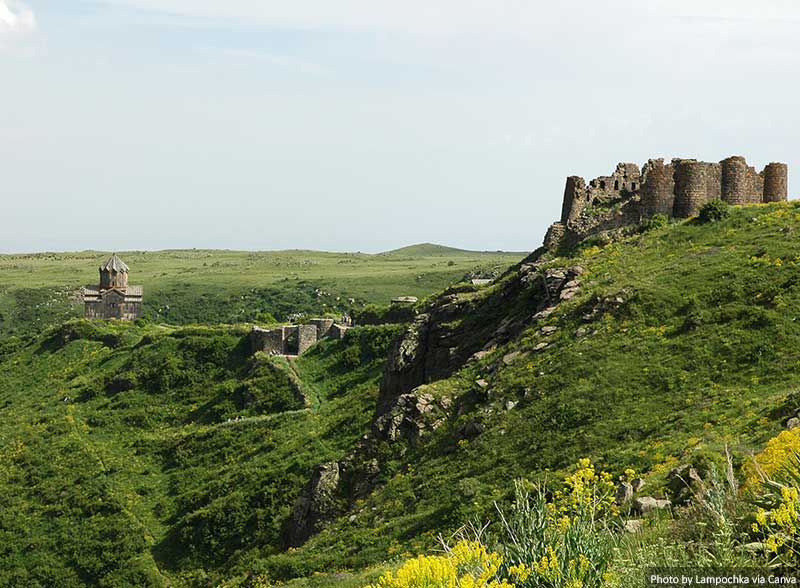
left=0, top=319, right=401, bottom=587
left=5, top=203, right=800, bottom=586
left=0, top=248, right=521, bottom=338
left=273, top=202, right=800, bottom=580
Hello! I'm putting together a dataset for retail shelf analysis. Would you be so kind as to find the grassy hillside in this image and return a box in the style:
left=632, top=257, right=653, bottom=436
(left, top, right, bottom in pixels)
left=266, top=201, right=800, bottom=580
left=4, top=203, right=800, bottom=586
left=0, top=319, right=401, bottom=587
left=0, top=247, right=521, bottom=338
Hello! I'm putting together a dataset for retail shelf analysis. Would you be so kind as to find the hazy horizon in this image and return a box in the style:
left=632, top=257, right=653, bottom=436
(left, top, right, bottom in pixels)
left=0, top=242, right=530, bottom=256
left=2, top=0, right=799, bottom=253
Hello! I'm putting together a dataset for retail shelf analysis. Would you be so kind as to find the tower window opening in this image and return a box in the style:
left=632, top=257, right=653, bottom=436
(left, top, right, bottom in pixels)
left=614, top=180, right=620, bottom=191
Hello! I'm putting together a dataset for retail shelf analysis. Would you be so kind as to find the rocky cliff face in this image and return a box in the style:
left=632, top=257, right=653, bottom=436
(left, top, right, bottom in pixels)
left=283, top=253, right=588, bottom=546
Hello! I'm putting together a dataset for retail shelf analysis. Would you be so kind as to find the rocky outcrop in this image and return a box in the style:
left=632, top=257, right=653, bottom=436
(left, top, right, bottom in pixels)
left=287, top=256, right=588, bottom=547
left=666, top=464, right=706, bottom=504
left=373, top=389, right=451, bottom=446
left=284, top=462, right=346, bottom=547
left=378, top=262, right=585, bottom=420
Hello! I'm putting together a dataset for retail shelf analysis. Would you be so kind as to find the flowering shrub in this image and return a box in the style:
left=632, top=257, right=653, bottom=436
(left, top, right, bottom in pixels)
left=365, top=540, right=529, bottom=588
left=493, top=459, right=618, bottom=588
left=750, top=452, right=800, bottom=567
left=365, top=459, right=619, bottom=588
left=744, top=429, right=800, bottom=488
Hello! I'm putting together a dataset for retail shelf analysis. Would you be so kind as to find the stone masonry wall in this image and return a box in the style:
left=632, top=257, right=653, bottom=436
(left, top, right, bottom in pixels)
left=640, top=159, right=675, bottom=216
left=545, top=155, right=789, bottom=251
left=297, top=325, right=318, bottom=355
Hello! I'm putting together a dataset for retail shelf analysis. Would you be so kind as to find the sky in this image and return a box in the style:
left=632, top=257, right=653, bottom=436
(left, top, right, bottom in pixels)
left=1, top=0, right=800, bottom=253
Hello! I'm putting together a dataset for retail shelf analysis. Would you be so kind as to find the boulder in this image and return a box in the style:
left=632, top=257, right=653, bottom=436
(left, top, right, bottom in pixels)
left=631, top=478, right=645, bottom=493
left=787, top=417, right=800, bottom=430
left=623, top=519, right=643, bottom=533
left=615, top=482, right=634, bottom=505
left=502, top=351, right=522, bottom=366
left=633, top=496, right=671, bottom=515
left=666, top=464, right=705, bottom=504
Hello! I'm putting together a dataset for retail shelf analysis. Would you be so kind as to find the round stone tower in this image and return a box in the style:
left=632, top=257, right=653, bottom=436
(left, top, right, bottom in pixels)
left=763, top=162, right=788, bottom=203
left=640, top=159, right=675, bottom=216
left=99, top=254, right=129, bottom=290
left=721, top=156, right=751, bottom=205
left=673, top=159, right=708, bottom=218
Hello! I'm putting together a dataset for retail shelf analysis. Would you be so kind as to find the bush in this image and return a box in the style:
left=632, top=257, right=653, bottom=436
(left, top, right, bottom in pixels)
left=749, top=452, right=800, bottom=568
left=642, top=214, right=669, bottom=232
left=354, top=304, right=416, bottom=326
left=491, top=459, right=617, bottom=588
left=365, top=539, right=522, bottom=588
left=698, top=200, right=730, bottom=224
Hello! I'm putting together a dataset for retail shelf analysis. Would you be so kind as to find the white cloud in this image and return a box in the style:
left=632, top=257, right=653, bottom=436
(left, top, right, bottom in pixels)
left=0, top=0, right=36, bottom=45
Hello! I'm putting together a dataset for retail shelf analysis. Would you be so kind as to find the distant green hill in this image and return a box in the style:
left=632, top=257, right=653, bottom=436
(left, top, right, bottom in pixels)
left=381, top=242, right=523, bottom=256
left=3, top=203, right=800, bottom=586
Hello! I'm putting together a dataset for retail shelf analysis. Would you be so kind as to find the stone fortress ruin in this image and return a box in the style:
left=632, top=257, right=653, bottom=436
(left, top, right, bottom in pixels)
left=544, top=156, right=788, bottom=250
left=83, top=254, right=144, bottom=320
left=250, top=318, right=351, bottom=357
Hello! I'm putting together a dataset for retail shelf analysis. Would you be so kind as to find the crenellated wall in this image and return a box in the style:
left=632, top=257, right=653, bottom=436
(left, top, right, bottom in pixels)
left=544, top=155, right=789, bottom=251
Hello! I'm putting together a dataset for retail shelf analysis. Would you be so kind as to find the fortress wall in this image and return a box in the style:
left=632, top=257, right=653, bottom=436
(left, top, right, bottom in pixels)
left=763, top=162, right=789, bottom=202
left=561, top=176, right=587, bottom=224
left=640, top=159, right=675, bottom=216
left=749, top=165, right=764, bottom=202
left=251, top=327, right=286, bottom=355
left=673, top=159, right=709, bottom=217
left=297, top=325, right=318, bottom=355
left=309, top=318, right=335, bottom=339
left=543, top=222, right=566, bottom=250
left=551, top=155, right=788, bottom=251
left=705, top=163, right=722, bottom=201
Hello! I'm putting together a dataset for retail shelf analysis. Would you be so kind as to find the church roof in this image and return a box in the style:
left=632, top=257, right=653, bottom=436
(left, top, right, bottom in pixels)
left=100, top=254, right=129, bottom=273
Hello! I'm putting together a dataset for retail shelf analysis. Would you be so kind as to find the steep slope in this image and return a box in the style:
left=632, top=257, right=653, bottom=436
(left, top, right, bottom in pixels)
left=274, top=201, right=800, bottom=581
left=0, top=320, right=401, bottom=587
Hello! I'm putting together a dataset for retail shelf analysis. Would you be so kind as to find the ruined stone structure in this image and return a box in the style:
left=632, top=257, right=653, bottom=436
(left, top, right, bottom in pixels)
left=545, top=155, right=789, bottom=250
left=250, top=318, right=351, bottom=356
left=84, top=254, right=143, bottom=320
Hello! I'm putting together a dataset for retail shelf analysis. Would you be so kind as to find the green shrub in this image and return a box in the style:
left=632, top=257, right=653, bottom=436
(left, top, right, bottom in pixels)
left=698, top=200, right=730, bottom=224
left=642, top=214, right=669, bottom=231
left=489, top=460, right=617, bottom=588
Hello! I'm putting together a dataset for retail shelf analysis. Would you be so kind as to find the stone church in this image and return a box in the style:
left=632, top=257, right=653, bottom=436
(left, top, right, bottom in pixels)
left=83, top=254, right=144, bottom=320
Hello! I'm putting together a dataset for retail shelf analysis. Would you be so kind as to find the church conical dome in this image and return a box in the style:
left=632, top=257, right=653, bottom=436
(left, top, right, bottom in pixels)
left=99, top=254, right=129, bottom=289
left=99, top=254, right=129, bottom=274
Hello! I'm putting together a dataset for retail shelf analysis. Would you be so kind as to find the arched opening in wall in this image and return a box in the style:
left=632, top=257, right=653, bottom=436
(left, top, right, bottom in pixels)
left=614, top=180, right=620, bottom=191
left=600, top=181, right=606, bottom=190
left=631, top=182, right=637, bottom=190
